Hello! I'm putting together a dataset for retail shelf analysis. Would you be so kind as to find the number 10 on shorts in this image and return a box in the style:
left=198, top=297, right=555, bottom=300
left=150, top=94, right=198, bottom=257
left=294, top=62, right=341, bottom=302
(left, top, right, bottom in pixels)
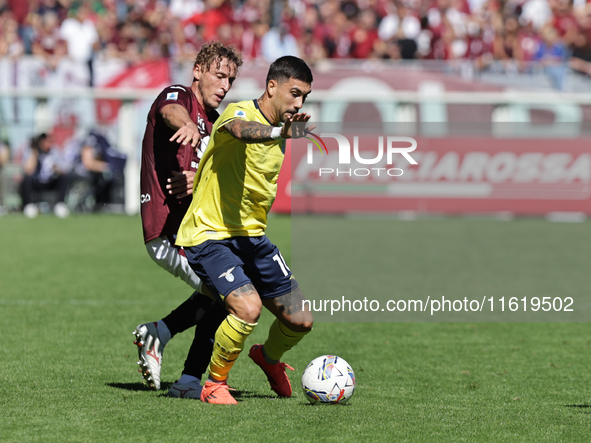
left=273, top=253, right=290, bottom=276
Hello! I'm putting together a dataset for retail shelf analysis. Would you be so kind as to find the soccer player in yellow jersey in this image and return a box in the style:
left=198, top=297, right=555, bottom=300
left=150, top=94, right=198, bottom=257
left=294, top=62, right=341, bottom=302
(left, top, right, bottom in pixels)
left=176, top=56, right=314, bottom=404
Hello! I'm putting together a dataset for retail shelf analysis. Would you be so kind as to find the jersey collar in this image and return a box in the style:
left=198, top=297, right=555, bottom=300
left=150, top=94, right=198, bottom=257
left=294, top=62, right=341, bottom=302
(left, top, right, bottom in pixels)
left=253, top=99, right=275, bottom=126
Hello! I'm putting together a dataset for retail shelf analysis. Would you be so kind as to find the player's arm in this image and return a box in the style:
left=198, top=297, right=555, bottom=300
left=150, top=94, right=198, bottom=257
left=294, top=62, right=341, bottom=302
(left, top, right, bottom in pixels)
left=222, top=119, right=274, bottom=142
left=160, top=103, right=200, bottom=148
left=222, top=113, right=315, bottom=142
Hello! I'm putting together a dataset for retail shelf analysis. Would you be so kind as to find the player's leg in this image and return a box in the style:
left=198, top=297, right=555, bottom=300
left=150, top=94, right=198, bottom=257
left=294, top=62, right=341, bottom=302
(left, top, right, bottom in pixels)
left=167, top=299, right=227, bottom=399
left=141, top=237, right=217, bottom=340
left=162, top=291, right=216, bottom=337
left=133, top=237, right=213, bottom=390
left=249, top=287, right=313, bottom=398
left=198, top=284, right=260, bottom=404
left=133, top=291, right=216, bottom=390
left=141, top=237, right=212, bottom=346
left=145, top=236, right=211, bottom=295
left=245, top=237, right=313, bottom=397
left=261, top=285, right=314, bottom=357
left=184, top=239, right=262, bottom=404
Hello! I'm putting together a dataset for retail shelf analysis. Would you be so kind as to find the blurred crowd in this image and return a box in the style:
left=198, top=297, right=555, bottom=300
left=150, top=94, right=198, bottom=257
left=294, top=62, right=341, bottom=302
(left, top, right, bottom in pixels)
left=0, top=0, right=591, bottom=75
left=0, top=129, right=126, bottom=217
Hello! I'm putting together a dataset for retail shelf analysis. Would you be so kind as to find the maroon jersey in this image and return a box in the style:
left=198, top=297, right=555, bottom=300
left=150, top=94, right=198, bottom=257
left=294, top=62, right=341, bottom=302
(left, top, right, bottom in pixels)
left=140, top=84, right=218, bottom=244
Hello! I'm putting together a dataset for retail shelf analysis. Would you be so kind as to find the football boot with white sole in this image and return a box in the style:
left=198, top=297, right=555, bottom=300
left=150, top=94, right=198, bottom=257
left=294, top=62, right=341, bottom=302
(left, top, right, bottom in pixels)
left=133, top=322, right=164, bottom=390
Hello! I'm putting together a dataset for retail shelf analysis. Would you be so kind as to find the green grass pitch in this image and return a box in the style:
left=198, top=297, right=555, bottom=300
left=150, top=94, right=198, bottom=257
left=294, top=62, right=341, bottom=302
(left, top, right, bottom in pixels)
left=1, top=213, right=591, bottom=442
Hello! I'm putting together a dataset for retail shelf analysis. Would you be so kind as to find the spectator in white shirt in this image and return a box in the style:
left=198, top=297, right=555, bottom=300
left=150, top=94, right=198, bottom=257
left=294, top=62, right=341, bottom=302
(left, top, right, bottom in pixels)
left=59, top=2, right=99, bottom=85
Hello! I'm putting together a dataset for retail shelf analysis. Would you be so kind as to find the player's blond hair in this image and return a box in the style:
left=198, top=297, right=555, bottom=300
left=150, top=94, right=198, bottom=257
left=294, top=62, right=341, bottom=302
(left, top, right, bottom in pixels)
left=193, top=42, right=243, bottom=75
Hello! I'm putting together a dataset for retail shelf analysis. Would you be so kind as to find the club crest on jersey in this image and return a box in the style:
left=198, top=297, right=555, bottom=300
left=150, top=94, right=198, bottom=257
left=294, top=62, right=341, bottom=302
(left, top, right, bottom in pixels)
left=234, top=110, right=246, bottom=118
left=166, top=92, right=178, bottom=100
left=219, top=267, right=235, bottom=282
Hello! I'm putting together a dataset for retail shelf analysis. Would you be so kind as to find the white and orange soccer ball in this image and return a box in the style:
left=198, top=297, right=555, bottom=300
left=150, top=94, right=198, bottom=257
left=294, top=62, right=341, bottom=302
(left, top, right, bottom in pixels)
left=301, top=355, right=356, bottom=404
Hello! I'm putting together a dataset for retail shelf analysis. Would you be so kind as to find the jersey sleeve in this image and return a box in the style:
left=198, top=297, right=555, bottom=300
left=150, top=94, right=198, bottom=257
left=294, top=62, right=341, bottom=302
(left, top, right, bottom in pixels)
left=216, top=102, right=256, bottom=132
left=155, top=85, right=192, bottom=113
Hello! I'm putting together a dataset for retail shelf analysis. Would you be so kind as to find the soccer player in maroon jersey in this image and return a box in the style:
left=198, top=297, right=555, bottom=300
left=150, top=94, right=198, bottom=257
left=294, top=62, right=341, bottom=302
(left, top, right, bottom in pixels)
left=132, top=42, right=242, bottom=398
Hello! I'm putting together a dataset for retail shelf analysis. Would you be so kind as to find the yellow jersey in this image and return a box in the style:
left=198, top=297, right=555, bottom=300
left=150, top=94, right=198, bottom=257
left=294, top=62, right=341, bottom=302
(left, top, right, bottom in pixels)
left=176, top=100, right=285, bottom=247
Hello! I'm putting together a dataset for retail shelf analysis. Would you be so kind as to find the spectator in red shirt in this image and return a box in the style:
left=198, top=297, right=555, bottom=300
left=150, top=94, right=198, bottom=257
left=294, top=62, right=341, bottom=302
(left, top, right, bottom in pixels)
left=349, top=9, right=379, bottom=58
left=492, top=15, right=527, bottom=69
left=465, top=21, right=493, bottom=69
left=324, top=11, right=353, bottom=58
left=551, top=0, right=578, bottom=45
left=431, top=22, right=456, bottom=59
left=300, top=28, right=328, bottom=64
left=280, top=6, right=302, bottom=40
left=7, top=0, right=28, bottom=25
left=183, top=0, right=233, bottom=42
left=31, top=11, right=66, bottom=69
left=109, top=20, right=140, bottom=63
left=240, top=19, right=267, bottom=61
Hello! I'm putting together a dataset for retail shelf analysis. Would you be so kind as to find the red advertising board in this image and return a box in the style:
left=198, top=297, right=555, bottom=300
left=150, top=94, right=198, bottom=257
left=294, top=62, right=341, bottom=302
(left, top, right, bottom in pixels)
left=273, top=137, right=591, bottom=215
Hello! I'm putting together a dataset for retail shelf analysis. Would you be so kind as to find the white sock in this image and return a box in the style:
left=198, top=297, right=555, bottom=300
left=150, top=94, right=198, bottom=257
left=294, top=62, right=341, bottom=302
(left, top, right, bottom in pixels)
left=178, top=374, right=199, bottom=384
left=156, top=320, right=171, bottom=346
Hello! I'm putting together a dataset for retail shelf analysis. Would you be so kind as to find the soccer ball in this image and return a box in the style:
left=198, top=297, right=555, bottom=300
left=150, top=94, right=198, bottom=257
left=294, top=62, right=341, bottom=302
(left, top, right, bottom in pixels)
left=301, top=355, right=356, bottom=404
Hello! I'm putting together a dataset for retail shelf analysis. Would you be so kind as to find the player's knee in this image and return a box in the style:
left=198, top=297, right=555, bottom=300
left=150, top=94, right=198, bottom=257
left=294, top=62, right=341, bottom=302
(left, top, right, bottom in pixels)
left=302, top=312, right=314, bottom=332
left=226, top=294, right=262, bottom=324
left=231, top=305, right=261, bottom=324
left=242, top=303, right=262, bottom=324
left=303, top=313, right=314, bottom=332
left=286, top=321, right=313, bottom=333
left=300, top=319, right=313, bottom=333
left=289, top=312, right=313, bottom=333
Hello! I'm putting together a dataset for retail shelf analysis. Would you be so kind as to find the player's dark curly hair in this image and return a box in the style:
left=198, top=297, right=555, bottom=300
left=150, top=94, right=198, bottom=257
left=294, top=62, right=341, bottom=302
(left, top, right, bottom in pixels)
left=266, top=56, right=313, bottom=86
left=193, top=42, right=243, bottom=74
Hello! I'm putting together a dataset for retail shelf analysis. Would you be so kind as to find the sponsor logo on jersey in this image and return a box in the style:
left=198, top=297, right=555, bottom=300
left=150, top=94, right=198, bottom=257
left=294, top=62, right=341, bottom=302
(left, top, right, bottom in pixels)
left=166, top=92, right=178, bottom=100
left=140, top=194, right=151, bottom=203
left=234, top=109, right=246, bottom=118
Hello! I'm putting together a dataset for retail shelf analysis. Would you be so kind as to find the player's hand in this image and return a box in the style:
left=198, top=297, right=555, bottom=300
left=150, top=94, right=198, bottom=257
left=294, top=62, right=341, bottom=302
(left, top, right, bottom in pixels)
left=166, top=170, right=195, bottom=199
left=280, top=113, right=316, bottom=139
left=170, top=122, right=201, bottom=148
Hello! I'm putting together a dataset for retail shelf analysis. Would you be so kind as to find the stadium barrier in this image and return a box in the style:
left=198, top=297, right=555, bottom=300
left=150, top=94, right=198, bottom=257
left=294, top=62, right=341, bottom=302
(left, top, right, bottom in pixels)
left=2, top=58, right=591, bottom=216
left=284, top=133, right=590, bottom=217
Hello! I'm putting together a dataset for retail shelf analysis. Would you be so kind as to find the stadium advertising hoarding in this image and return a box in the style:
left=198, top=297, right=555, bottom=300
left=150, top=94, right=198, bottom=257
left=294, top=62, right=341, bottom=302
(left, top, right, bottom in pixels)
left=288, top=125, right=591, bottom=323
left=281, top=133, right=591, bottom=216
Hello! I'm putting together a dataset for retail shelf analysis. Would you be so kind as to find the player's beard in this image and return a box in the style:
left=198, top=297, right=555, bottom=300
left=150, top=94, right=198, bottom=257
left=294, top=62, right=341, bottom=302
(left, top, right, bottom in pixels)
left=198, top=84, right=218, bottom=111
